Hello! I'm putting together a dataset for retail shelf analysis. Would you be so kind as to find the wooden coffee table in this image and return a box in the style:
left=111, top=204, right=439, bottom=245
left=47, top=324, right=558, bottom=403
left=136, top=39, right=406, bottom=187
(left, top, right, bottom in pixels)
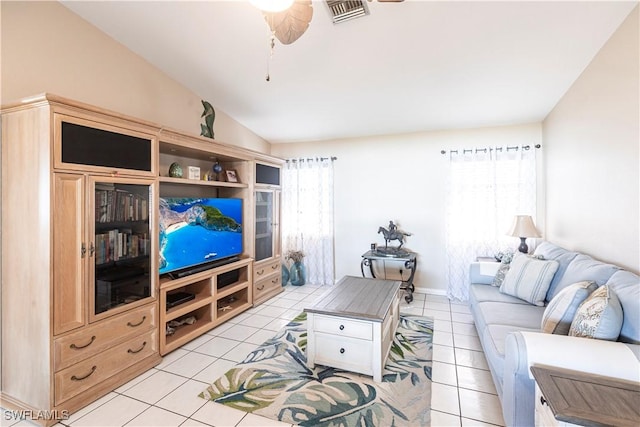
left=304, top=276, right=401, bottom=382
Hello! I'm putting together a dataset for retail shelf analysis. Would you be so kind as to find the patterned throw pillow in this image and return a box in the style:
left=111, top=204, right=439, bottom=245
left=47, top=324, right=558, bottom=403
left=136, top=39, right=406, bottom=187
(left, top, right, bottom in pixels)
left=569, top=285, right=623, bottom=341
left=500, top=252, right=559, bottom=306
left=491, top=251, right=514, bottom=287
left=541, top=281, right=598, bottom=334
left=492, top=262, right=511, bottom=287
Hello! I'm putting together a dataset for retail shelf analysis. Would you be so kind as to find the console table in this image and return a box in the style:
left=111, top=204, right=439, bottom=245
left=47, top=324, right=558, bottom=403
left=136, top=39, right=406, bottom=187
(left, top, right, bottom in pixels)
left=361, top=250, right=416, bottom=302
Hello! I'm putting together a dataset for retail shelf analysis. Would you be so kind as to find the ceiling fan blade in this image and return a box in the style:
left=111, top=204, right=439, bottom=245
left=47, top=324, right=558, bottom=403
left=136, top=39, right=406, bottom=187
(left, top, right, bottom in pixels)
left=264, top=0, right=313, bottom=45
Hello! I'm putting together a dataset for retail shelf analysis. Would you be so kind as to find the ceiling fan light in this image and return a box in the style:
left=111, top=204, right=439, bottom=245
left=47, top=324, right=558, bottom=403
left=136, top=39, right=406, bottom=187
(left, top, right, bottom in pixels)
left=250, top=0, right=295, bottom=12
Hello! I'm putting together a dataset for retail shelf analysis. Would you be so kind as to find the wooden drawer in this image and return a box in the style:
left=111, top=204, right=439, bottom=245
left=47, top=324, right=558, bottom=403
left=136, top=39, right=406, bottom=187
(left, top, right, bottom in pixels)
left=314, top=333, right=373, bottom=374
left=254, top=274, right=282, bottom=299
left=313, top=315, right=373, bottom=341
left=54, top=303, right=156, bottom=371
left=254, top=259, right=280, bottom=282
left=55, top=330, right=157, bottom=405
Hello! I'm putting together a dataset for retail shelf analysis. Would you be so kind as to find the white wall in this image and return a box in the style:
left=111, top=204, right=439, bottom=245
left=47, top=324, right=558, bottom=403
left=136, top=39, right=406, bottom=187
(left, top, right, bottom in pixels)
left=0, top=1, right=269, bottom=153
left=543, top=6, right=639, bottom=273
left=271, top=124, right=542, bottom=294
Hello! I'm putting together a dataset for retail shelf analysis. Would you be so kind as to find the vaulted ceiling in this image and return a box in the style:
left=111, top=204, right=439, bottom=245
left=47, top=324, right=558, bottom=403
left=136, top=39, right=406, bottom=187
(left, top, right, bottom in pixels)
left=62, top=1, right=637, bottom=143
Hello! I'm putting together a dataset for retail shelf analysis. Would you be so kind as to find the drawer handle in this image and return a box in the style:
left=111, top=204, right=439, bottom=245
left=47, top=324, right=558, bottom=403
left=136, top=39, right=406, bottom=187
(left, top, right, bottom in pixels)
left=128, top=341, right=147, bottom=354
left=339, top=325, right=345, bottom=331
left=271, top=278, right=279, bottom=284
left=257, top=284, right=265, bottom=291
left=540, top=395, right=547, bottom=406
left=257, top=269, right=265, bottom=276
left=70, top=336, right=96, bottom=350
left=340, top=348, right=345, bottom=354
left=271, top=264, right=278, bottom=269
left=71, top=365, right=96, bottom=381
left=127, top=316, right=146, bottom=327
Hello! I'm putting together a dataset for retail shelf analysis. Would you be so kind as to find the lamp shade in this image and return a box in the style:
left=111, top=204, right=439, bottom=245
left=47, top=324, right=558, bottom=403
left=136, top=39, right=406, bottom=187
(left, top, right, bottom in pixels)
left=507, top=215, right=541, bottom=238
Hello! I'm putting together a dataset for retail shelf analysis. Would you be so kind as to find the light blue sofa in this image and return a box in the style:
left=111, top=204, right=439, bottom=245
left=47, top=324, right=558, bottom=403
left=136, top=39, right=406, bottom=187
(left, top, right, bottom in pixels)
left=468, top=241, right=640, bottom=427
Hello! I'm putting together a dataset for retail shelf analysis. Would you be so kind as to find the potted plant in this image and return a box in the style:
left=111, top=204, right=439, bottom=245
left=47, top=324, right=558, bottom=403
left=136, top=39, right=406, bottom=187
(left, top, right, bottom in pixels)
left=286, top=250, right=306, bottom=286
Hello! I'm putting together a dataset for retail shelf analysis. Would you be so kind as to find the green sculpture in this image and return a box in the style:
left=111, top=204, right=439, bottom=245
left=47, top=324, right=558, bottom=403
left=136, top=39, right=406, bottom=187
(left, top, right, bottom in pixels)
left=200, top=100, right=215, bottom=139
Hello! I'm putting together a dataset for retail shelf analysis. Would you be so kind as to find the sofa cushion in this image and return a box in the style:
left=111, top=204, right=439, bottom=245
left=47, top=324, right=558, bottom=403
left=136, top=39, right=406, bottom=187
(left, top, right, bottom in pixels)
left=500, top=253, right=559, bottom=306
left=551, top=254, right=620, bottom=300
left=606, top=270, right=640, bottom=344
left=541, top=281, right=598, bottom=335
left=470, top=284, right=530, bottom=306
left=475, top=301, right=545, bottom=330
left=569, top=285, right=623, bottom=341
left=533, top=242, right=579, bottom=299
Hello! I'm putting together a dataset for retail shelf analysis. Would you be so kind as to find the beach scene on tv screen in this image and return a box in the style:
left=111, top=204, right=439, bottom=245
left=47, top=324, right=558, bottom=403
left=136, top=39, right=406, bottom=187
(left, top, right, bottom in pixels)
left=159, top=198, right=242, bottom=275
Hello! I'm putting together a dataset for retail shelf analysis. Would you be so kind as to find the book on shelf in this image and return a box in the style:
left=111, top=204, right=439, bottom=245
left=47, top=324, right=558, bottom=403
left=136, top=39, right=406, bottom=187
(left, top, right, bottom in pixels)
left=95, top=229, right=149, bottom=265
left=95, top=186, right=149, bottom=223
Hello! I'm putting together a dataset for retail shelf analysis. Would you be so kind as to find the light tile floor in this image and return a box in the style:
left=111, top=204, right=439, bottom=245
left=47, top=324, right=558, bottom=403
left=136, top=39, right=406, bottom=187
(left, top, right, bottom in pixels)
left=3, top=283, right=505, bottom=427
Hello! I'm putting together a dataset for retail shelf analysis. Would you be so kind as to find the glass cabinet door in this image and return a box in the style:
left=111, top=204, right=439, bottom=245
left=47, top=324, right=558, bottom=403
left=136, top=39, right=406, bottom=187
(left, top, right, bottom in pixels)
left=92, top=179, right=152, bottom=317
left=255, top=191, right=274, bottom=262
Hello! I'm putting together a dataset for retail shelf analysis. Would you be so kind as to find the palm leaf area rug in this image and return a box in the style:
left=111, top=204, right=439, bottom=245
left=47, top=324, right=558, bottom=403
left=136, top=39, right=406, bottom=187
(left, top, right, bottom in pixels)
left=199, top=312, right=433, bottom=427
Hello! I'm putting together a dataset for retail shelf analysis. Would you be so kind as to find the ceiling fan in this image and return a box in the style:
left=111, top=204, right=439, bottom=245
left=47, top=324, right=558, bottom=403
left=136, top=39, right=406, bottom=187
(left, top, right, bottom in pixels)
left=256, top=0, right=404, bottom=46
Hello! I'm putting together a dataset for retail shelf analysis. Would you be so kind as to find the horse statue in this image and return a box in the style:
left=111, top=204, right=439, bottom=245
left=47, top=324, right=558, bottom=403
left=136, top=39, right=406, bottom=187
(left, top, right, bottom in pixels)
left=377, top=221, right=412, bottom=249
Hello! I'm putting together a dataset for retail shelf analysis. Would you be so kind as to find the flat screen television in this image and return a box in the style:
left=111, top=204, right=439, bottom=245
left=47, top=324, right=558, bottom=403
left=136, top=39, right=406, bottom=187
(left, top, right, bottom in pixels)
left=159, top=197, right=243, bottom=277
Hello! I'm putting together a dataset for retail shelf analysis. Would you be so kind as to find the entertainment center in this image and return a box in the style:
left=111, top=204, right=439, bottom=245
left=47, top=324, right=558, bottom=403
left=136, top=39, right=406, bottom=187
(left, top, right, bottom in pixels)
left=0, top=94, right=284, bottom=425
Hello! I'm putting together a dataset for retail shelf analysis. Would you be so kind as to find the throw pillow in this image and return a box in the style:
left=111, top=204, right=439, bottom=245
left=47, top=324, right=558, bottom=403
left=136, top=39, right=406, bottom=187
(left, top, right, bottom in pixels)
left=492, top=262, right=511, bottom=287
left=499, top=253, right=559, bottom=306
left=569, top=285, right=623, bottom=341
left=541, top=281, right=598, bottom=335
left=491, top=250, right=515, bottom=287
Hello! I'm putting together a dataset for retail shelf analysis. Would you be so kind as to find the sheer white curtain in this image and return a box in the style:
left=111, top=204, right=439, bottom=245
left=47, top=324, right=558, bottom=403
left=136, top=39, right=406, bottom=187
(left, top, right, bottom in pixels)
left=281, top=158, right=335, bottom=286
left=445, top=146, right=537, bottom=301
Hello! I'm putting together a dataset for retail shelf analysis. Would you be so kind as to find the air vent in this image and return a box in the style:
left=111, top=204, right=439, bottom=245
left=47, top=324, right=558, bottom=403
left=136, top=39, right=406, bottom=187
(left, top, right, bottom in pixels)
left=326, top=0, right=370, bottom=24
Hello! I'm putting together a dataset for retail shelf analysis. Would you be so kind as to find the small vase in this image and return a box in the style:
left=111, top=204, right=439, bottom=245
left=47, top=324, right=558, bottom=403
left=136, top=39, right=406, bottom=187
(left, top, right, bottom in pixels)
left=281, top=264, right=290, bottom=287
left=290, top=261, right=306, bottom=286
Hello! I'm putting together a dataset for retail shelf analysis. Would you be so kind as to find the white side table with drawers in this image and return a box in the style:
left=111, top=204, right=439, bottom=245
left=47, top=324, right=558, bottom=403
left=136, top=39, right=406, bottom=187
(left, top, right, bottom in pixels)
left=305, top=275, right=401, bottom=382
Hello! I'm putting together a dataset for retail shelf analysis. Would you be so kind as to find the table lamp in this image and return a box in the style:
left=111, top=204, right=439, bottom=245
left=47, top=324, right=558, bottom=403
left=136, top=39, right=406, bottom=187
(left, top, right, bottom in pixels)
left=508, top=215, right=541, bottom=253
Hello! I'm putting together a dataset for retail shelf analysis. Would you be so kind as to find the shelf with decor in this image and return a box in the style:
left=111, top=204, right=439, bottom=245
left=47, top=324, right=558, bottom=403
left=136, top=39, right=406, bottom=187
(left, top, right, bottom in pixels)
left=216, top=286, right=251, bottom=323
left=159, top=257, right=253, bottom=355
left=158, top=176, right=248, bottom=188
left=158, top=129, right=251, bottom=186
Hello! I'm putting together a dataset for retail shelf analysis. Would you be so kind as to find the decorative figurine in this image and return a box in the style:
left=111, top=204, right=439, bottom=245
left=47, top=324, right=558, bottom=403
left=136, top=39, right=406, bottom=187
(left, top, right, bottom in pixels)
left=200, top=100, right=215, bottom=139
left=168, top=162, right=183, bottom=178
left=376, top=221, right=412, bottom=256
left=210, top=162, right=223, bottom=181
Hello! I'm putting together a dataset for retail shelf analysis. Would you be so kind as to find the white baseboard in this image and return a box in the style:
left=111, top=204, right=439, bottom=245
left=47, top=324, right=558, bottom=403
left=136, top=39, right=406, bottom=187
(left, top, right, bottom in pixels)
left=413, top=286, right=447, bottom=297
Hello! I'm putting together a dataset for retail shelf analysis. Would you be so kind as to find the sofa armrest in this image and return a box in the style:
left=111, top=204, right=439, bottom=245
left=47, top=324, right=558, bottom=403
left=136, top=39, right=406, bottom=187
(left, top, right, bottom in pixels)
left=518, top=332, right=640, bottom=382
left=469, top=262, right=501, bottom=285
left=502, top=331, right=640, bottom=427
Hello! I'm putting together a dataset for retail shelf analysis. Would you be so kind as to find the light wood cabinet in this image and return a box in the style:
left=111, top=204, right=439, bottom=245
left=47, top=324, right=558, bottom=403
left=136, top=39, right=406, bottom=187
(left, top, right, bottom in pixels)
left=1, top=94, right=285, bottom=425
left=253, top=161, right=284, bottom=305
left=253, top=257, right=283, bottom=305
left=1, top=96, right=161, bottom=425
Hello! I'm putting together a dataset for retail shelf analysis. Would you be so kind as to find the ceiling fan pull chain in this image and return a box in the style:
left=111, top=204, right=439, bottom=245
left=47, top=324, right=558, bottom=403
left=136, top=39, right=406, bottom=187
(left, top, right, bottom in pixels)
left=266, top=31, right=275, bottom=82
